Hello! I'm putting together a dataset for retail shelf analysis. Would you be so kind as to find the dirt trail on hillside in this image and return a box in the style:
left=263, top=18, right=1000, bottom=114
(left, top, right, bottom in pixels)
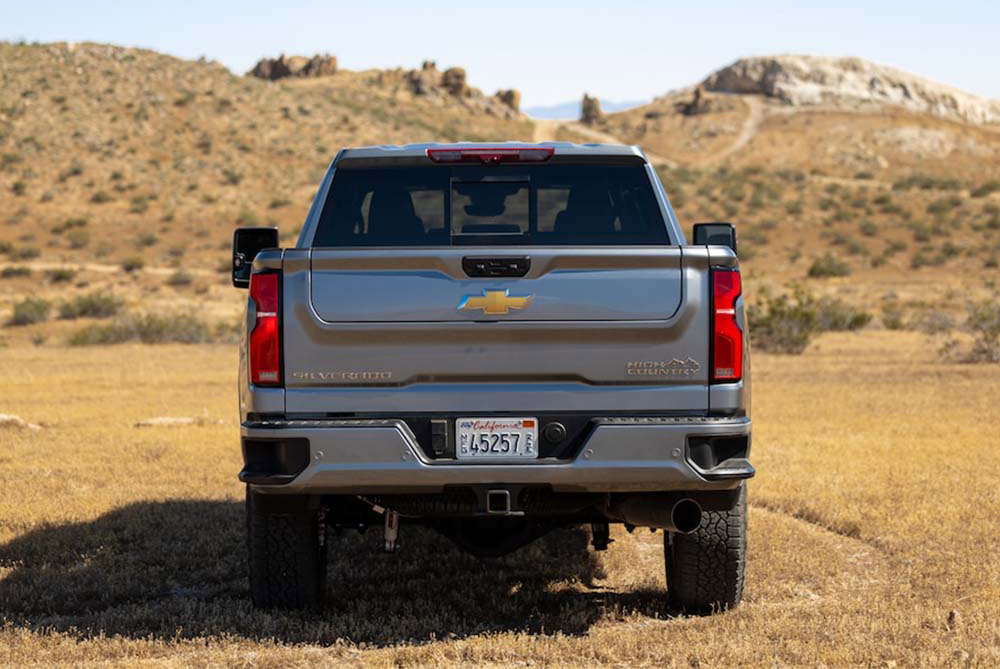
left=705, top=95, right=766, bottom=165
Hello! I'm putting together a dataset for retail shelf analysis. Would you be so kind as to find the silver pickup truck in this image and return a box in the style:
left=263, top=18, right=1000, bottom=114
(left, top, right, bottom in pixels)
left=231, top=143, right=753, bottom=612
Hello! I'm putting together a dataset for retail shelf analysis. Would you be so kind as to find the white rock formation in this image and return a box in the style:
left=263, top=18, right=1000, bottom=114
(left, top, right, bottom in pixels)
left=702, top=55, right=1000, bottom=125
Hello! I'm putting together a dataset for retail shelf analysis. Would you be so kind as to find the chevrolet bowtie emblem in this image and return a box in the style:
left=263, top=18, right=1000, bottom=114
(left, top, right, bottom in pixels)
left=458, top=289, right=534, bottom=315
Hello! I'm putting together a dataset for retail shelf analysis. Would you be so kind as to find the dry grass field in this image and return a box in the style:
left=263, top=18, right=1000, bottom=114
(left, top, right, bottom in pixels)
left=2, top=38, right=1000, bottom=667
left=1, top=332, right=997, bottom=667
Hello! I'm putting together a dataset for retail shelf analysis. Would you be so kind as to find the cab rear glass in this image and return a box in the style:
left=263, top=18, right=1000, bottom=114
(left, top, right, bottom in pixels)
left=311, top=165, right=670, bottom=247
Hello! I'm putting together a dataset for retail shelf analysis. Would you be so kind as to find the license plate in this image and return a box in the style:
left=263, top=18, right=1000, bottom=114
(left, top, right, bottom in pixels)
left=456, top=417, right=538, bottom=460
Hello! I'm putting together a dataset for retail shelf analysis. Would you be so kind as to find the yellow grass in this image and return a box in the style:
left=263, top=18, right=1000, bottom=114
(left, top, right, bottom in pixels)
left=0, top=332, right=998, bottom=666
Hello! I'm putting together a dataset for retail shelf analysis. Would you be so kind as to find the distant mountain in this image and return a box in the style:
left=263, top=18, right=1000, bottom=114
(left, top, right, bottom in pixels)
left=524, top=98, right=648, bottom=120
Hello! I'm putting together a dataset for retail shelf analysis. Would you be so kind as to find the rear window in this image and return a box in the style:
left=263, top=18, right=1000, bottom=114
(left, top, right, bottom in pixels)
left=312, top=164, right=669, bottom=246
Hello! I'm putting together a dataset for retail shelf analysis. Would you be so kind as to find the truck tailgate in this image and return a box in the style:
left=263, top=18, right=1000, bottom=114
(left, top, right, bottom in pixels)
left=280, top=247, right=711, bottom=413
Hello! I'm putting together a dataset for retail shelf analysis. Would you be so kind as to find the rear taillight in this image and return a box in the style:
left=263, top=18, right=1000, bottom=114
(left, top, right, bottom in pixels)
left=426, top=147, right=554, bottom=164
left=249, top=272, right=281, bottom=386
left=711, top=267, right=743, bottom=382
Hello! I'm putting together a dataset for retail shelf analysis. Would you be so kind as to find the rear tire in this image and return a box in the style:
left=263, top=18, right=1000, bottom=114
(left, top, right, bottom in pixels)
left=664, top=483, right=747, bottom=613
left=246, top=486, right=327, bottom=610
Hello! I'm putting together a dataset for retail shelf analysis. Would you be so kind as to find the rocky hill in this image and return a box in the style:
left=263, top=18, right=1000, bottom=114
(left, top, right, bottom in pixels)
left=702, top=55, right=1000, bottom=126
left=0, top=44, right=998, bottom=346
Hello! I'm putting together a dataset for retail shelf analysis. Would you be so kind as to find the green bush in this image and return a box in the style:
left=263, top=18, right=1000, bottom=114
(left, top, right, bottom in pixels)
left=90, top=190, right=112, bottom=204
left=814, top=296, right=872, bottom=331
left=135, top=233, right=158, bottom=248
left=1, top=266, right=31, bottom=278
left=13, top=246, right=40, bottom=260
left=67, top=228, right=90, bottom=249
left=268, top=197, right=292, bottom=209
left=748, top=286, right=817, bottom=354
left=130, top=196, right=150, bottom=214
left=859, top=221, right=878, bottom=237
left=45, top=268, right=76, bottom=283
left=892, top=174, right=961, bottom=191
left=970, top=181, right=1000, bottom=198
left=8, top=298, right=51, bottom=326
left=59, top=292, right=123, bottom=319
left=0, top=241, right=11, bottom=255
left=784, top=200, right=804, bottom=215
left=68, top=313, right=213, bottom=345
left=121, top=257, right=145, bottom=272
left=927, top=196, right=962, bottom=216
left=807, top=253, right=851, bottom=278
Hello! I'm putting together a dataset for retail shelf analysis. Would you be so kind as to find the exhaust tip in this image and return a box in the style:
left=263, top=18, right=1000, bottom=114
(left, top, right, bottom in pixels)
left=671, top=498, right=702, bottom=534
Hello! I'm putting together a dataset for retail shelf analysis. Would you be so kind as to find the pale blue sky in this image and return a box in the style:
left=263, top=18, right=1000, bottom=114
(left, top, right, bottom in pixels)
left=3, top=0, right=998, bottom=107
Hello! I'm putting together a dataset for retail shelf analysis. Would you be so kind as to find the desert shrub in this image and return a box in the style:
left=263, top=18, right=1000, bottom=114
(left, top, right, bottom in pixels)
left=121, top=257, right=145, bottom=272
left=13, top=246, right=40, bottom=260
left=58, top=162, right=83, bottom=182
left=784, top=200, right=804, bottom=215
left=910, top=310, right=954, bottom=334
left=135, top=233, right=158, bottom=248
left=854, top=171, right=874, bottom=180
left=892, top=174, right=961, bottom=191
left=130, top=195, right=150, bottom=213
left=268, top=197, right=292, bottom=209
left=911, top=223, right=931, bottom=242
left=8, top=298, right=50, bottom=326
left=59, top=291, right=123, bottom=319
left=748, top=286, right=817, bottom=354
left=807, top=253, right=851, bottom=278
left=222, top=168, right=242, bottom=185
left=68, top=312, right=212, bottom=345
left=90, top=190, right=112, bottom=204
left=67, top=228, right=90, bottom=249
left=0, top=241, right=11, bottom=255
left=173, top=90, right=195, bottom=107
left=166, top=270, right=193, bottom=286
left=1, top=266, right=31, bottom=278
left=45, top=268, right=76, bottom=283
left=939, top=300, right=1000, bottom=363
left=11, top=180, right=26, bottom=196
left=53, top=217, right=87, bottom=234
left=814, top=296, right=872, bottom=331
left=963, top=300, right=1000, bottom=362
left=927, top=196, right=962, bottom=216
left=776, top=169, right=805, bottom=184
left=859, top=221, right=878, bottom=237
left=970, top=181, right=1000, bottom=198
left=881, top=301, right=906, bottom=330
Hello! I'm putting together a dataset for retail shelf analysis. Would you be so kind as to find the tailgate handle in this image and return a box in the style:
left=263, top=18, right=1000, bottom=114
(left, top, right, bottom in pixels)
left=462, top=256, right=531, bottom=277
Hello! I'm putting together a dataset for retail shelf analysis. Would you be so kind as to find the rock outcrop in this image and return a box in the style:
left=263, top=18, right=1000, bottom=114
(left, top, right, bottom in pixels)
left=495, top=89, right=521, bottom=113
left=580, top=94, right=603, bottom=124
left=702, top=55, right=1000, bottom=125
left=248, top=53, right=338, bottom=80
left=379, top=61, right=521, bottom=119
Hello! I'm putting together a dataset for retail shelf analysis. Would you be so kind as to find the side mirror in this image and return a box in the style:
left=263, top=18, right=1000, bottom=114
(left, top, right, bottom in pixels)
left=692, top=222, right=738, bottom=255
left=232, top=227, right=279, bottom=288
